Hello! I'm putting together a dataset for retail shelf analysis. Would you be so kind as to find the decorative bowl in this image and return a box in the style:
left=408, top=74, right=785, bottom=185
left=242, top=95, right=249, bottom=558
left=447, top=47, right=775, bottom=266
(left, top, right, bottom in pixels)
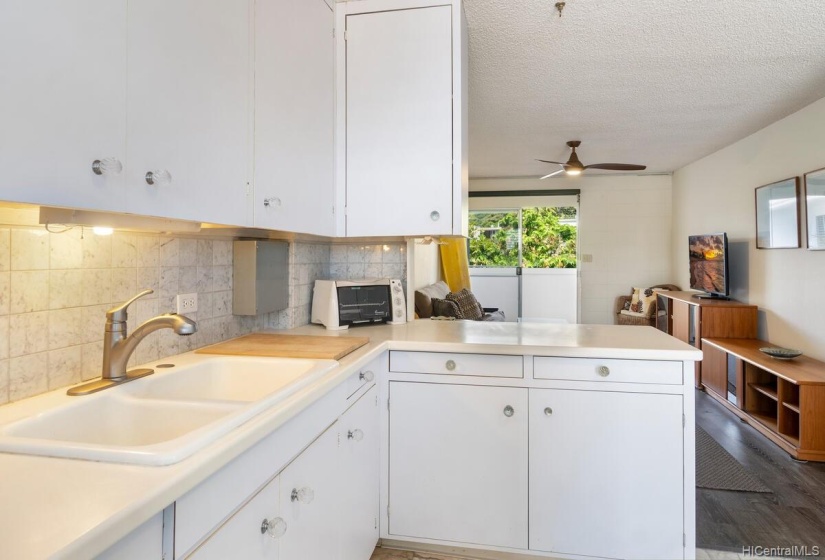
left=759, top=347, right=803, bottom=360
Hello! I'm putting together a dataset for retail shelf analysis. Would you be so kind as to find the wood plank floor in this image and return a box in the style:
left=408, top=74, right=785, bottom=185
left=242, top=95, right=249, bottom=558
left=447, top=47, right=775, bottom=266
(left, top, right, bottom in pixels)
left=696, top=388, right=825, bottom=556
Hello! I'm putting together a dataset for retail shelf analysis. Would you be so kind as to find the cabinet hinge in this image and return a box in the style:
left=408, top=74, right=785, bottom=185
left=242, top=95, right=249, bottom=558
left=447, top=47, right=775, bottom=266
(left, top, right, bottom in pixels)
left=682, top=413, right=686, bottom=428
left=386, top=397, right=390, bottom=411
left=344, top=29, right=349, bottom=41
left=683, top=533, right=686, bottom=547
left=374, top=517, right=378, bottom=530
left=375, top=394, right=378, bottom=407
left=387, top=504, right=390, bottom=517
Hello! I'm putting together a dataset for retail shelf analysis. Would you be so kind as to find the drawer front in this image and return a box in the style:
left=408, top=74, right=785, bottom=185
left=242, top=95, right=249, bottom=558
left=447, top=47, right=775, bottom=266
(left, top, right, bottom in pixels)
left=534, top=357, right=682, bottom=385
left=346, top=356, right=381, bottom=399
left=390, top=351, right=523, bottom=378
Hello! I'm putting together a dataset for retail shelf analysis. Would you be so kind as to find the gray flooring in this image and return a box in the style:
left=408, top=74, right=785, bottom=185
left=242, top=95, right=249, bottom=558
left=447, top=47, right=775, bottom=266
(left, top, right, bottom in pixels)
left=696, top=389, right=825, bottom=556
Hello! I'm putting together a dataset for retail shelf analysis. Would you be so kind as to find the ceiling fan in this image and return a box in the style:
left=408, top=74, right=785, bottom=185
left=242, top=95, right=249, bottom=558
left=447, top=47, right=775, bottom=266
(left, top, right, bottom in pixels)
left=537, top=140, right=646, bottom=179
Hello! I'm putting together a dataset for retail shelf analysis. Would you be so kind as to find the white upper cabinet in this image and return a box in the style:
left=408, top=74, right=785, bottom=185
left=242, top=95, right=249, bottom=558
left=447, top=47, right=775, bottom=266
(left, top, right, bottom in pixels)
left=0, top=0, right=128, bottom=212
left=254, top=0, right=335, bottom=235
left=340, top=0, right=468, bottom=237
left=126, top=0, right=251, bottom=226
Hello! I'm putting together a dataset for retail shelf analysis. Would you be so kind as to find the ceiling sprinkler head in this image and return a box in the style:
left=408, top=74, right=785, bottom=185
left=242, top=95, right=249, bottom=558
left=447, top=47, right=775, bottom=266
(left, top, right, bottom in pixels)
left=555, top=1, right=566, bottom=17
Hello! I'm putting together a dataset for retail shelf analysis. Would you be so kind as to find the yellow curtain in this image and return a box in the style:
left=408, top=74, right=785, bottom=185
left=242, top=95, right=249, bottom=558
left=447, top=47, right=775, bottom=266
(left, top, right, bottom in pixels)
left=439, top=238, right=471, bottom=292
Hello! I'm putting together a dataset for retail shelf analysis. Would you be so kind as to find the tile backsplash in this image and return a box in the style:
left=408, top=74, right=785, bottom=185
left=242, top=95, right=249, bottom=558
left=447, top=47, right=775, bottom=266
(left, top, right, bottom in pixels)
left=0, top=228, right=407, bottom=405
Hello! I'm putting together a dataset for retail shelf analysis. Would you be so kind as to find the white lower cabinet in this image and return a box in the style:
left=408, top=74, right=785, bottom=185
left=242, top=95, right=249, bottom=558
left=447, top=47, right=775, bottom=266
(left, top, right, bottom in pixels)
left=529, top=388, right=685, bottom=560
left=190, top=476, right=281, bottom=559
left=96, top=512, right=164, bottom=559
left=279, top=422, right=341, bottom=559
left=339, top=386, right=379, bottom=560
left=385, top=351, right=690, bottom=560
left=388, top=382, right=529, bottom=549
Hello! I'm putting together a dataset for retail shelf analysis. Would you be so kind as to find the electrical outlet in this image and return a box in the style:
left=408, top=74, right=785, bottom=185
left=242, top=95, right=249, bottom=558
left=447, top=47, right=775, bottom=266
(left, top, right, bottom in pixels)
left=176, top=293, right=198, bottom=314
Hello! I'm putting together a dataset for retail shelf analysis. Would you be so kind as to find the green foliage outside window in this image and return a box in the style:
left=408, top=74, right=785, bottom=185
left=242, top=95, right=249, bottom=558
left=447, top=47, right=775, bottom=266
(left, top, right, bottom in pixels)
left=468, top=207, right=577, bottom=269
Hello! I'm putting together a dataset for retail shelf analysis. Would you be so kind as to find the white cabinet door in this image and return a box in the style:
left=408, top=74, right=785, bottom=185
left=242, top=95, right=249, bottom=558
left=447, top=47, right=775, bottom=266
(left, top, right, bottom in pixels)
left=529, top=389, right=684, bottom=560
left=388, top=382, right=528, bottom=549
left=254, top=0, right=334, bottom=235
left=345, top=6, right=453, bottom=237
left=97, top=512, right=163, bottom=560
left=339, top=386, right=379, bottom=560
left=126, top=0, right=250, bottom=226
left=0, top=0, right=127, bottom=211
left=190, top=475, right=281, bottom=560
left=279, top=421, right=340, bottom=560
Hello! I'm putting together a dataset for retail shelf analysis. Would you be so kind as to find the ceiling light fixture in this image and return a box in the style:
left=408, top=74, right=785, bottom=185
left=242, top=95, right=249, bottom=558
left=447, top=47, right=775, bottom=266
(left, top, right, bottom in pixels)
left=555, top=2, right=566, bottom=17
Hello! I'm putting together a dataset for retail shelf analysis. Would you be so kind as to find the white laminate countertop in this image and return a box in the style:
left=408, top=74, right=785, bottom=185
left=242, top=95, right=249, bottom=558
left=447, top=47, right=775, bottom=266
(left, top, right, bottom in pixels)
left=0, top=320, right=700, bottom=559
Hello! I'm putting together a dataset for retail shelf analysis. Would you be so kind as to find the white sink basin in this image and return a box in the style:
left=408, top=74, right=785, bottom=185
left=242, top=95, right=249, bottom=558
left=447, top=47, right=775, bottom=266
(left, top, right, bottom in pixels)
left=125, top=356, right=324, bottom=403
left=0, top=356, right=339, bottom=465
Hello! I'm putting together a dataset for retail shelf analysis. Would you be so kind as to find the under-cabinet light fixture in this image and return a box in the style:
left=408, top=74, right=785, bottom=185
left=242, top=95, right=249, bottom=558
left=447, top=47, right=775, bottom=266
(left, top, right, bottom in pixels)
left=39, top=207, right=202, bottom=234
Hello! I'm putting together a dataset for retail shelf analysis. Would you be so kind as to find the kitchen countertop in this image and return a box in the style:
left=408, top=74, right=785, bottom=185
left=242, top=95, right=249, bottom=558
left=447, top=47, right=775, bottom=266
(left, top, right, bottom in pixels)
left=0, top=321, right=700, bottom=559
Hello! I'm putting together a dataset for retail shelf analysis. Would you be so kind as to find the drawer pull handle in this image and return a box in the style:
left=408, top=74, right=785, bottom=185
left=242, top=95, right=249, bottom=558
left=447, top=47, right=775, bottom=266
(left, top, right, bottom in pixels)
left=348, top=429, right=364, bottom=442
left=503, top=405, right=515, bottom=417
left=145, top=169, right=172, bottom=186
left=261, top=517, right=287, bottom=538
left=430, top=210, right=440, bottom=221
left=445, top=360, right=457, bottom=371
left=544, top=407, right=553, bottom=416
left=597, top=366, right=610, bottom=377
left=291, top=486, right=315, bottom=504
left=91, top=157, right=122, bottom=176
left=359, top=370, right=374, bottom=383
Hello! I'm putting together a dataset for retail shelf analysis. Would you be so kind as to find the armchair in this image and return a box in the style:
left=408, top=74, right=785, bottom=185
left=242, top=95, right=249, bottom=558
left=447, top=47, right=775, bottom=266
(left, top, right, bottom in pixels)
left=614, top=284, right=681, bottom=326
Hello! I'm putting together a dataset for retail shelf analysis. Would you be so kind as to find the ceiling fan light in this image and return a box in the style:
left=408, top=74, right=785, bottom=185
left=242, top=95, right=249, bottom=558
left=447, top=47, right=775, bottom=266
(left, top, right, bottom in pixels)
left=565, top=168, right=582, bottom=176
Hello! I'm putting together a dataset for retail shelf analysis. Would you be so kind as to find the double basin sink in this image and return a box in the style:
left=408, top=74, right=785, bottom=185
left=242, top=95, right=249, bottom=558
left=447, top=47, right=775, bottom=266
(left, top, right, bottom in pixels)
left=0, top=355, right=338, bottom=466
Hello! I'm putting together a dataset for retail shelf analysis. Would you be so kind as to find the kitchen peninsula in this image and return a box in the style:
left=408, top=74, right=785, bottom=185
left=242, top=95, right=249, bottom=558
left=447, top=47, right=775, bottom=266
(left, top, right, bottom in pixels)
left=0, top=321, right=700, bottom=560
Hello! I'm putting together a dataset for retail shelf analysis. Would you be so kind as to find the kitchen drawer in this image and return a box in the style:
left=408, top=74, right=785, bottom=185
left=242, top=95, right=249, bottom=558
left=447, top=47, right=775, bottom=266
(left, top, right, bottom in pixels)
left=390, top=351, right=523, bottom=378
left=346, top=356, right=381, bottom=399
left=533, top=357, right=682, bottom=385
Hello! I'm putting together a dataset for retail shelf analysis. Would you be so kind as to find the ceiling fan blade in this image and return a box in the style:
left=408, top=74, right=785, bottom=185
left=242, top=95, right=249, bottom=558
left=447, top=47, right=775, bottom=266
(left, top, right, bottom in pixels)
left=540, top=169, right=565, bottom=180
left=583, top=163, right=647, bottom=171
left=536, top=159, right=568, bottom=166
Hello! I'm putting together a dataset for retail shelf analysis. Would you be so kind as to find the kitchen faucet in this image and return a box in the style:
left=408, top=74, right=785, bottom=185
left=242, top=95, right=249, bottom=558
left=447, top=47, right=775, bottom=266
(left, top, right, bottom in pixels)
left=67, top=289, right=197, bottom=396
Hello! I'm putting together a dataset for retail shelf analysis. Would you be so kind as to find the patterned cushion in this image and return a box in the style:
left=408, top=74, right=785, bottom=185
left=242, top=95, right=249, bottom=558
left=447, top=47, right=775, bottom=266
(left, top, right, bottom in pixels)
left=446, top=288, right=484, bottom=320
left=432, top=298, right=460, bottom=318
left=630, top=287, right=658, bottom=318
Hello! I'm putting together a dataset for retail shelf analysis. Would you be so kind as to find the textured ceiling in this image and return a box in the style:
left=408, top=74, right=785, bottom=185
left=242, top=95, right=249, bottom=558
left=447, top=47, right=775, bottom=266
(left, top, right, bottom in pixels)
left=465, top=0, right=825, bottom=178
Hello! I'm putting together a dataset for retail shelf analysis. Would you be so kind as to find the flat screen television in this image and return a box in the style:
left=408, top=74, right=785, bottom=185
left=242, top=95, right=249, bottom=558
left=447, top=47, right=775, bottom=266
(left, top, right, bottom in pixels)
left=688, top=232, right=730, bottom=299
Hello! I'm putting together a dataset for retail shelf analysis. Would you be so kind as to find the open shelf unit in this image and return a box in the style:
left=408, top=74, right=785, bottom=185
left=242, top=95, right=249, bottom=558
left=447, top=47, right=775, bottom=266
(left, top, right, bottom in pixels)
left=702, top=338, right=825, bottom=462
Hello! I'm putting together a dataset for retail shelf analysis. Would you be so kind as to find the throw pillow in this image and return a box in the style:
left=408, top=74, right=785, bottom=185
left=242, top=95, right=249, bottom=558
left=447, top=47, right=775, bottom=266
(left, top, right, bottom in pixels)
left=629, top=287, right=658, bottom=318
left=432, top=298, right=460, bottom=318
left=446, top=288, right=484, bottom=320
left=414, top=280, right=451, bottom=318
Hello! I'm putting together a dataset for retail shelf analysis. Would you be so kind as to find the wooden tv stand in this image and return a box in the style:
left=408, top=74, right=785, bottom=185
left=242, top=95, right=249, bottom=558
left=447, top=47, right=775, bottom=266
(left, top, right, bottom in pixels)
left=655, top=291, right=758, bottom=388
left=702, top=338, right=825, bottom=462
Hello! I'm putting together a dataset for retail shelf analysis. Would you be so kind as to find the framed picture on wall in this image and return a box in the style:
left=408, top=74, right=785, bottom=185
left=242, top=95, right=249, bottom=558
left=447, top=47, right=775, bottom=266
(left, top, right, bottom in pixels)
left=755, top=177, right=801, bottom=249
left=804, top=167, right=825, bottom=250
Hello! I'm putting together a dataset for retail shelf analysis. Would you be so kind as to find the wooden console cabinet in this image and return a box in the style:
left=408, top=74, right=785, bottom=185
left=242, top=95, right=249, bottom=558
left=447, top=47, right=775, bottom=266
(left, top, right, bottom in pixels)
left=656, top=291, right=757, bottom=388
left=702, top=338, right=825, bottom=462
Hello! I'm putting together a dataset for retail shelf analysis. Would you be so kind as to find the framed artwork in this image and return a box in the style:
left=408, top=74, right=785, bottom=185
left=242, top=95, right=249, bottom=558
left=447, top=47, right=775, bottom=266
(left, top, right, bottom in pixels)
left=755, top=177, right=800, bottom=249
left=804, top=167, right=825, bottom=250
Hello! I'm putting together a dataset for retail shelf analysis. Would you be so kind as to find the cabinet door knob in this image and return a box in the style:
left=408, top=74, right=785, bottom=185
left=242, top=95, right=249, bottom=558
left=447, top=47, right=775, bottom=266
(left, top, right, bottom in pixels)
left=263, top=197, right=281, bottom=208
left=430, top=210, right=440, bottom=221
left=597, top=366, right=610, bottom=377
left=359, top=370, right=374, bottom=383
left=503, top=405, right=515, bottom=417
left=291, top=486, right=315, bottom=504
left=445, top=359, right=456, bottom=371
left=261, top=517, right=287, bottom=538
left=544, top=407, right=553, bottom=416
left=91, top=157, right=122, bottom=176
left=145, top=169, right=171, bottom=186
left=348, top=429, right=364, bottom=442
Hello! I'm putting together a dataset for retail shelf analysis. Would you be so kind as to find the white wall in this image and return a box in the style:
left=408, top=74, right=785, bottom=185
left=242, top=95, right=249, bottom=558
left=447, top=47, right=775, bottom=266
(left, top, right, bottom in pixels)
left=672, top=96, right=825, bottom=360
left=471, top=175, right=673, bottom=324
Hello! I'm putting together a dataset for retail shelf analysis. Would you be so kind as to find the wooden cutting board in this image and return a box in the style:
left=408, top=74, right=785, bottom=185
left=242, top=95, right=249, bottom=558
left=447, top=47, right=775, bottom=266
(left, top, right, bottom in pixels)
left=195, top=333, right=370, bottom=360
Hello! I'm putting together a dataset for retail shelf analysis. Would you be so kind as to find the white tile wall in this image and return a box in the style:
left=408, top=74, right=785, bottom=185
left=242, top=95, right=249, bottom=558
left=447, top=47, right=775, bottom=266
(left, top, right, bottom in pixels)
left=0, top=229, right=409, bottom=405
